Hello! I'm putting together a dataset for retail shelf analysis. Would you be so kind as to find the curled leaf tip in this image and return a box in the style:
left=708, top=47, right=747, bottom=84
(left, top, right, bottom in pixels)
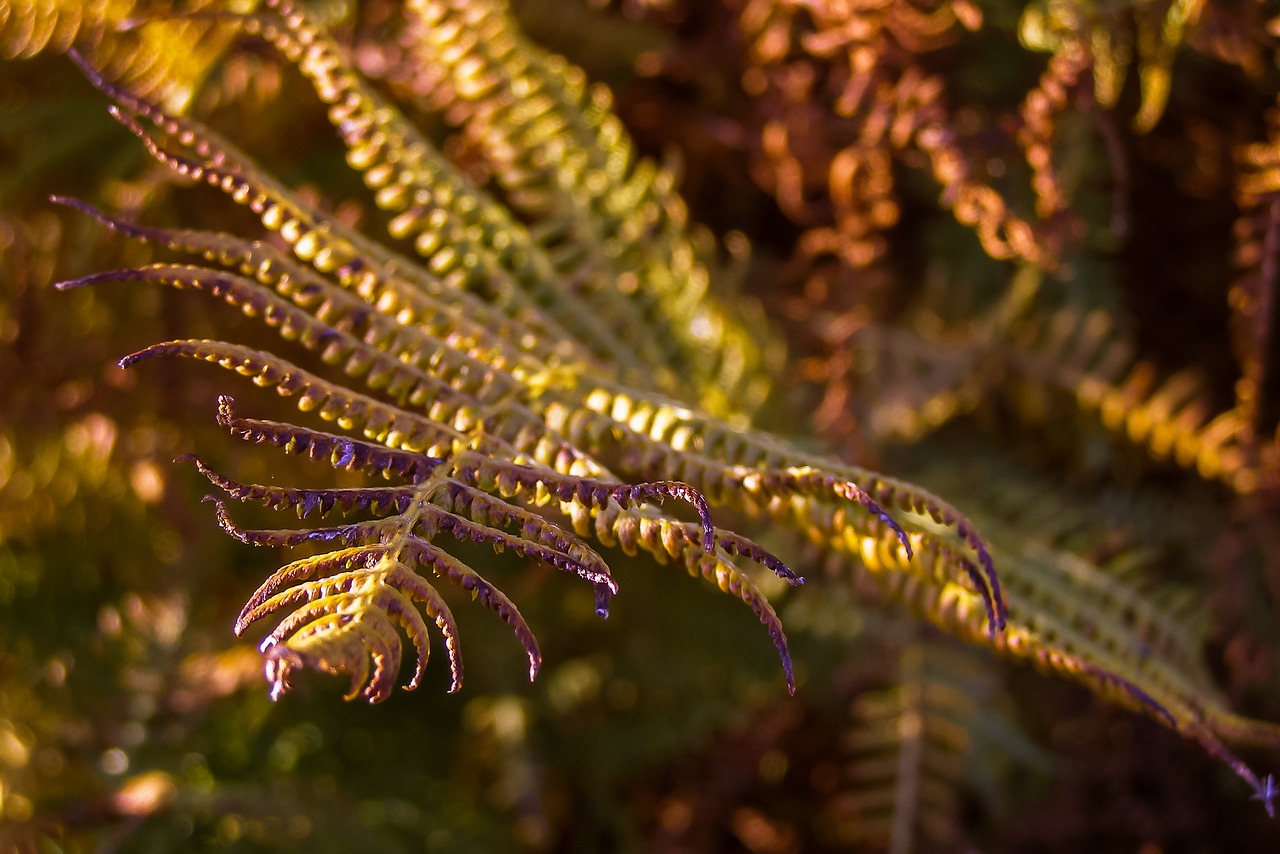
left=49, top=194, right=98, bottom=223
left=64, top=270, right=138, bottom=291
left=594, top=584, right=612, bottom=619
left=1253, top=774, right=1278, bottom=818
left=118, top=345, right=158, bottom=369
left=48, top=194, right=103, bottom=223
left=767, top=625, right=795, bottom=696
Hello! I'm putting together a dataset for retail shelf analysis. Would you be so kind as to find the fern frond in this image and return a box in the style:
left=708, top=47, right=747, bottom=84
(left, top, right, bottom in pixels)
left=0, top=0, right=244, bottom=112
left=121, top=339, right=471, bottom=455
left=60, top=55, right=1000, bottom=632
left=851, top=275, right=1279, bottom=493
left=49, top=197, right=574, bottom=394
left=880, top=449, right=1280, bottom=797
left=829, top=639, right=983, bottom=852
left=66, top=229, right=994, bottom=692
left=561, top=387, right=1007, bottom=630
left=212, top=395, right=438, bottom=481
left=189, top=454, right=620, bottom=586
left=1231, top=96, right=1280, bottom=449
left=232, top=0, right=660, bottom=380
left=1004, top=300, right=1273, bottom=492
left=252, top=551, right=466, bottom=701
left=169, top=373, right=802, bottom=692
left=402, top=0, right=781, bottom=419
left=65, top=50, right=595, bottom=370
left=211, top=490, right=539, bottom=697
left=63, top=214, right=818, bottom=688
left=1019, top=0, right=1205, bottom=133
left=48, top=2, right=1280, bottom=811
left=68, top=263, right=514, bottom=428
left=192, top=458, right=416, bottom=517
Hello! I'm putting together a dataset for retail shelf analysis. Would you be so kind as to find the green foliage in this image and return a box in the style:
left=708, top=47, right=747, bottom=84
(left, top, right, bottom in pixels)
left=827, top=639, right=984, bottom=851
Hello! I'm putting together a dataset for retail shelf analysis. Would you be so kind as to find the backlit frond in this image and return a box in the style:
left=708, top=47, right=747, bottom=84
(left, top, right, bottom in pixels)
left=0, top=0, right=245, bottom=111
left=43, top=0, right=1279, bottom=816
left=852, top=273, right=1280, bottom=493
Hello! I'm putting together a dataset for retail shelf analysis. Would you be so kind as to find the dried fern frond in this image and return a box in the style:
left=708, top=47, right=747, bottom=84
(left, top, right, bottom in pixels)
left=1019, top=0, right=1206, bottom=133
left=738, top=0, right=1062, bottom=269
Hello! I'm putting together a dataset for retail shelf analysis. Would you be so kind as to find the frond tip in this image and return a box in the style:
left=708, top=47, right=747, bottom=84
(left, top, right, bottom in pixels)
left=1253, top=775, right=1278, bottom=819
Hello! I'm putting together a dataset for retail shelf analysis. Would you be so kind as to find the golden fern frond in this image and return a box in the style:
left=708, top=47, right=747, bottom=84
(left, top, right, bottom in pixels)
left=852, top=271, right=1279, bottom=492
left=57, top=46, right=1005, bottom=623
left=157, top=392, right=801, bottom=701
left=0, top=0, right=247, bottom=112
left=881, top=447, right=1280, bottom=798
left=45, top=0, right=1280, bottom=814
left=403, top=0, right=781, bottom=420
left=52, top=9, right=1005, bottom=697
left=62, top=35, right=962, bottom=606
left=231, top=0, right=662, bottom=380
left=55, top=203, right=819, bottom=691
left=63, top=46, right=597, bottom=373
left=107, top=331, right=803, bottom=687
left=1003, top=298, right=1276, bottom=493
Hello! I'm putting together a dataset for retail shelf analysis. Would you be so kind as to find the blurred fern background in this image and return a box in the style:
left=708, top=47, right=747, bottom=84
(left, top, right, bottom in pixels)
left=3, top=0, right=1280, bottom=851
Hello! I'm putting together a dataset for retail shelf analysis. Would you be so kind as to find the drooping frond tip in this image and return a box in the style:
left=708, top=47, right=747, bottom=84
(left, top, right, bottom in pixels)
left=1253, top=775, right=1277, bottom=819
